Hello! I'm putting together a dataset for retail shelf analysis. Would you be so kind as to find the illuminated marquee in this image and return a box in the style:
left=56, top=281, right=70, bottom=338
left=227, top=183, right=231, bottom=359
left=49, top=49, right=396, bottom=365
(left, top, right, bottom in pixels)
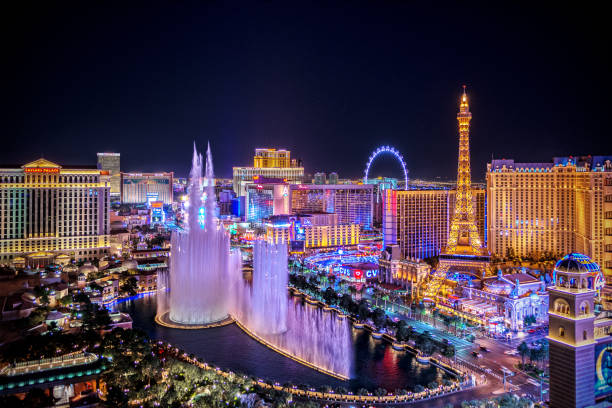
left=25, top=167, right=59, bottom=174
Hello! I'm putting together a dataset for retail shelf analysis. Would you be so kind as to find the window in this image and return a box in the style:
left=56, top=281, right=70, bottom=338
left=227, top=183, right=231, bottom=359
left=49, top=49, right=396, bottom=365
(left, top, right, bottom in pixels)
left=559, top=326, right=565, bottom=337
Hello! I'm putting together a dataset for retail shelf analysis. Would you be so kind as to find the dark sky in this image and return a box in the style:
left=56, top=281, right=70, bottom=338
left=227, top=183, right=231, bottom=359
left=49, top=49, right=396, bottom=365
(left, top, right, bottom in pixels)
left=3, top=2, right=610, bottom=180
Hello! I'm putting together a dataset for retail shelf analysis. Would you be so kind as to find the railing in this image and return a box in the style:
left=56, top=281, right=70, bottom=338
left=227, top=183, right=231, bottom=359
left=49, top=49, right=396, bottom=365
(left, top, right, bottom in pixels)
left=1, top=352, right=98, bottom=377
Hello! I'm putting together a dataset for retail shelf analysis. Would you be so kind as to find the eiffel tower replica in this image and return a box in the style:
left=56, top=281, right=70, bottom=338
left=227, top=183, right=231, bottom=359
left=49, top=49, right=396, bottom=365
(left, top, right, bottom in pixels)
left=421, top=86, right=490, bottom=302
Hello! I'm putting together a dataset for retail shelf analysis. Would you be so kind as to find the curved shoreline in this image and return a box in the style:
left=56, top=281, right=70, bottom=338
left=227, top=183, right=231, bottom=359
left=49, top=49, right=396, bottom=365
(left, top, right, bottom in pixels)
left=233, top=318, right=349, bottom=381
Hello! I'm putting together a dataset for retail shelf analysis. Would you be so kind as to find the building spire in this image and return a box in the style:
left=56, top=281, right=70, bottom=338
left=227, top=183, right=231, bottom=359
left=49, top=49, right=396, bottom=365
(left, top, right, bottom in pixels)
left=460, top=85, right=469, bottom=112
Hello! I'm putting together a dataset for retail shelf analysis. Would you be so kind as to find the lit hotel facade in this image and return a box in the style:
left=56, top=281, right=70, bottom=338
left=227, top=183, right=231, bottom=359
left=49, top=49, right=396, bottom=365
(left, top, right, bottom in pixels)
left=121, top=172, right=174, bottom=205
left=265, top=213, right=360, bottom=250
left=290, top=184, right=374, bottom=230
left=96, top=152, right=120, bottom=198
left=0, top=159, right=111, bottom=264
left=486, top=156, right=612, bottom=278
left=382, top=187, right=485, bottom=260
left=233, top=148, right=304, bottom=196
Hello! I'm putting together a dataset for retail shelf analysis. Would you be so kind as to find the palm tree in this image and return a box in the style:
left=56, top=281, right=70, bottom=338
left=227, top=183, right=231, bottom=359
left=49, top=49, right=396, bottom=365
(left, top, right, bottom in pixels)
left=517, top=341, right=530, bottom=366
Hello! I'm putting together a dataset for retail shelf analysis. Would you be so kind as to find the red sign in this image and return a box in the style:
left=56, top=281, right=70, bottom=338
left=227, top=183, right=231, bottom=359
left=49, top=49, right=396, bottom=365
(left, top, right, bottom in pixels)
left=25, top=167, right=59, bottom=173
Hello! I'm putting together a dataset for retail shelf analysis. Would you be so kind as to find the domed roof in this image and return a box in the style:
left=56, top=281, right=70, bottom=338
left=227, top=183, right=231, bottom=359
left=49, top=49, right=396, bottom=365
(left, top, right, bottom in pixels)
left=46, top=310, right=65, bottom=321
left=62, top=263, right=79, bottom=273
left=483, top=277, right=513, bottom=295
left=22, top=292, right=36, bottom=302
left=554, top=253, right=600, bottom=274
left=122, top=259, right=138, bottom=270
left=79, top=262, right=98, bottom=275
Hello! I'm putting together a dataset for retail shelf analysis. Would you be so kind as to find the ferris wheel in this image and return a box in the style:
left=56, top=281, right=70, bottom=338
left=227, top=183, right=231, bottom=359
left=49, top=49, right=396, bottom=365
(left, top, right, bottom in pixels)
left=363, top=145, right=408, bottom=190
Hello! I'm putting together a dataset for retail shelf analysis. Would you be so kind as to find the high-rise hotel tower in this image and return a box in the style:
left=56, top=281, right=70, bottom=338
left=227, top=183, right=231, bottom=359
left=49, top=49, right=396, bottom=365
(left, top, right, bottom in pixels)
left=233, top=148, right=304, bottom=196
left=0, top=158, right=111, bottom=265
left=487, top=156, right=612, bottom=279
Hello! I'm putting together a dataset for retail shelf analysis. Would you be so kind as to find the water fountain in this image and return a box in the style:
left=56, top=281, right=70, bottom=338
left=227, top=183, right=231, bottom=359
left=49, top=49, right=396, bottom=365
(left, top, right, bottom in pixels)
left=250, top=240, right=288, bottom=334
left=232, top=239, right=353, bottom=379
left=158, top=143, right=240, bottom=326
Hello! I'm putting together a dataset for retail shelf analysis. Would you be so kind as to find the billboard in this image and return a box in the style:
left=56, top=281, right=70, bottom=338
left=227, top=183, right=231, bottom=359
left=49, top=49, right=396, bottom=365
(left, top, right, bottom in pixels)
left=595, top=342, right=612, bottom=399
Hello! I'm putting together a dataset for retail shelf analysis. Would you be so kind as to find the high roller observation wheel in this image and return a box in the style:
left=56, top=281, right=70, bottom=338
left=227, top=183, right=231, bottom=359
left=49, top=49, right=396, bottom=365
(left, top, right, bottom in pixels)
left=363, top=145, right=408, bottom=190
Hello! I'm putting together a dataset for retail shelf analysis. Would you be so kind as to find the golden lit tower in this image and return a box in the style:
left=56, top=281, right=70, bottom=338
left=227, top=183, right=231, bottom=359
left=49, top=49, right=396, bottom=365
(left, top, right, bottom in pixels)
left=421, top=87, right=489, bottom=301
left=446, top=86, right=483, bottom=254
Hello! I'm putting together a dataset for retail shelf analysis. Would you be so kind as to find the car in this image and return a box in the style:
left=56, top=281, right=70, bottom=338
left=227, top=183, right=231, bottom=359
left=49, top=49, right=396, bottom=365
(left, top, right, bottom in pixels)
left=484, top=368, right=493, bottom=374
left=472, top=351, right=483, bottom=358
left=479, top=346, right=489, bottom=352
left=528, top=329, right=536, bottom=333
left=504, top=350, right=517, bottom=355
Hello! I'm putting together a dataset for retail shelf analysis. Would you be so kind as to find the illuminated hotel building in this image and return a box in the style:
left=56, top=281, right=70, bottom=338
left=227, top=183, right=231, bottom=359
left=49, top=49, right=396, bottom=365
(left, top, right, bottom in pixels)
left=120, top=172, right=174, bottom=205
left=233, top=148, right=304, bottom=196
left=245, top=182, right=291, bottom=223
left=487, top=156, right=612, bottom=278
left=289, top=184, right=374, bottom=230
left=265, top=213, right=360, bottom=250
left=382, top=187, right=486, bottom=260
left=96, top=152, right=120, bottom=198
left=0, top=159, right=111, bottom=264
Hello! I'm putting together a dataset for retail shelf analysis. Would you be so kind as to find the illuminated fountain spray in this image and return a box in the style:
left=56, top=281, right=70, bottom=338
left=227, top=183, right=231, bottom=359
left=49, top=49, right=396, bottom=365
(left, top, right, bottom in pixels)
left=251, top=240, right=288, bottom=334
left=166, top=143, right=240, bottom=325
left=232, top=239, right=352, bottom=378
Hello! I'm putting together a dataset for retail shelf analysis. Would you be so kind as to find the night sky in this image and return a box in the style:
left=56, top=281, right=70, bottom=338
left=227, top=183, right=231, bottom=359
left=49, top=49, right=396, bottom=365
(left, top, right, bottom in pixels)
left=4, top=2, right=610, bottom=180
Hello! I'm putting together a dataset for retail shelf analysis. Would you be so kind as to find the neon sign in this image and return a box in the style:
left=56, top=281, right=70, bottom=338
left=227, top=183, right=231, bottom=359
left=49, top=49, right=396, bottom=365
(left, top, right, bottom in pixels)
left=25, top=167, right=59, bottom=173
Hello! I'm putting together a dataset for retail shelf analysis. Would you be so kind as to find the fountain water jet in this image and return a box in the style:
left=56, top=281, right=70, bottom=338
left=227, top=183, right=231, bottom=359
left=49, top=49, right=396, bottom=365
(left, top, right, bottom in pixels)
left=250, top=240, right=288, bottom=334
left=232, top=240, right=353, bottom=378
left=165, top=143, right=240, bottom=325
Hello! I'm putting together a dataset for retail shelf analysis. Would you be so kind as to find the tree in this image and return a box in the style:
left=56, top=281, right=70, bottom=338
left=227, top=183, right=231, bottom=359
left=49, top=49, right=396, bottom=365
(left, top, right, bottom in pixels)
left=357, top=300, right=370, bottom=321
left=25, top=307, right=48, bottom=328
left=89, top=282, right=103, bottom=293
left=374, top=387, right=387, bottom=397
left=432, top=309, right=439, bottom=327
left=323, top=287, right=337, bottom=305
left=443, top=343, right=456, bottom=358
left=22, top=387, right=54, bottom=407
left=121, top=277, right=139, bottom=296
left=59, top=294, right=73, bottom=306
left=372, top=308, right=386, bottom=328
left=523, top=314, right=536, bottom=327
left=517, top=341, right=530, bottom=366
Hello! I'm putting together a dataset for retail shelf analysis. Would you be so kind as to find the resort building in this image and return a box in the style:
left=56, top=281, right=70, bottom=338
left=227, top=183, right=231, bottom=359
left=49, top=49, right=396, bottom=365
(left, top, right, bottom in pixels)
left=382, top=187, right=485, bottom=260
left=120, top=172, right=173, bottom=205
left=245, top=182, right=291, bottom=223
left=290, top=184, right=374, bottom=230
left=96, top=152, right=121, bottom=198
left=0, top=352, right=107, bottom=403
left=486, top=156, right=612, bottom=279
left=0, top=158, right=111, bottom=265
left=378, top=244, right=431, bottom=295
left=233, top=148, right=304, bottom=196
left=265, top=213, right=360, bottom=251
left=444, top=270, right=549, bottom=332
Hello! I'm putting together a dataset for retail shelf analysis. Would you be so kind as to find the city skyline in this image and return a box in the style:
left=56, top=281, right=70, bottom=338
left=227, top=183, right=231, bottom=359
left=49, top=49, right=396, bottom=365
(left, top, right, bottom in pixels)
left=4, top=2, right=610, bottom=180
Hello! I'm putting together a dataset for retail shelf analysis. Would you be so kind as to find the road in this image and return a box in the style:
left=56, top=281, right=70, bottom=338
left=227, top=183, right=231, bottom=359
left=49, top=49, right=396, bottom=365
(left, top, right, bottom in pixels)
left=386, top=309, right=549, bottom=404
left=291, top=268, right=548, bottom=404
